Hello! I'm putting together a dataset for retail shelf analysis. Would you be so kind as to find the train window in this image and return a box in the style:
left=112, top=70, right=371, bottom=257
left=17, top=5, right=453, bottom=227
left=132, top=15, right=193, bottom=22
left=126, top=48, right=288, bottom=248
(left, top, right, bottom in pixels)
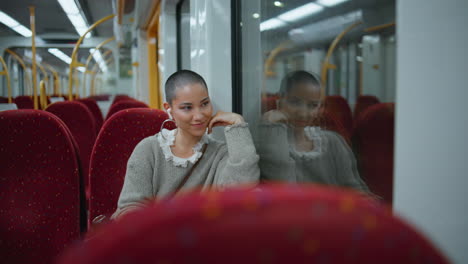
left=176, top=0, right=191, bottom=70
left=237, top=0, right=396, bottom=204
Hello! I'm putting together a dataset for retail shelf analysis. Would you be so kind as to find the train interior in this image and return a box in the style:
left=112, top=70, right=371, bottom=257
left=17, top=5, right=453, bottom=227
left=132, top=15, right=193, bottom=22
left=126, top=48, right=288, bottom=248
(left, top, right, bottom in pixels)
left=0, top=0, right=467, bottom=263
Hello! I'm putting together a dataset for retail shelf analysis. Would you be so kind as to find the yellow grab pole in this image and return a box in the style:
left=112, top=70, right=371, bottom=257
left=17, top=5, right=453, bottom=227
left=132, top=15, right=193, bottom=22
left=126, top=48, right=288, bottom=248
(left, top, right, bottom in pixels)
left=44, top=64, right=59, bottom=95
left=320, top=21, right=362, bottom=99
left=29, top=6, right=38, bottom=109
left=83, top=36, right=115, bottom=97
left=0, top=56, right=12, bottom=103
left=35, top=63, right=49, bottom=95
left=68, top=14, right=116, bottom=101
left=39, top=80, right=47, bottom=109
left=5, top=49, right=32, bottom=96
left=364, top=22, right=395, bottom=32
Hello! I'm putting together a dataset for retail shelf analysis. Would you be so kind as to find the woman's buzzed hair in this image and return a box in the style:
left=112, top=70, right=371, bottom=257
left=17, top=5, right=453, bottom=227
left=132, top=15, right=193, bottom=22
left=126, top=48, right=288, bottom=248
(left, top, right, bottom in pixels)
left=279, top=70, right=321, bottom=96
left=165, top=70, right=208, bottom=104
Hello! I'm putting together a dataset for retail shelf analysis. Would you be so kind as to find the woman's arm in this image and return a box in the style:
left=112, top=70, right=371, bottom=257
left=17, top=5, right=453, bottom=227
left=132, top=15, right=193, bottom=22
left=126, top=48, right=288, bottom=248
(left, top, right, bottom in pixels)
left=207, top=112, right=260, bottom=186
left=111, top=137, right=155, bottom=219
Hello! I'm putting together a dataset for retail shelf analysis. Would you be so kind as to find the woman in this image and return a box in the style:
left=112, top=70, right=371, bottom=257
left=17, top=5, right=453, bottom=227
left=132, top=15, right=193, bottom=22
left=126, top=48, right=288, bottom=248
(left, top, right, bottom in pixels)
left=257, top=70, right=371, bottom=194
left=113, top=70, right=259, bottom=218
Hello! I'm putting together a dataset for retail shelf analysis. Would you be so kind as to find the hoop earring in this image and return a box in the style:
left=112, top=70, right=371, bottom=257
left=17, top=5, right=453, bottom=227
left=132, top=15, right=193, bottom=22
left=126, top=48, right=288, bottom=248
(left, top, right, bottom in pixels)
left=160, top=118, right=176, bottom=140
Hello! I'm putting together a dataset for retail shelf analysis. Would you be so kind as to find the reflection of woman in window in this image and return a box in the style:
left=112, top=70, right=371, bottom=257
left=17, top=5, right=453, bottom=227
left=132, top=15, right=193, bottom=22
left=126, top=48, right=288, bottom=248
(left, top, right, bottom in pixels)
left=257, top=71, right=371, bottom=194
left=113, top=70, right=260, bottom=218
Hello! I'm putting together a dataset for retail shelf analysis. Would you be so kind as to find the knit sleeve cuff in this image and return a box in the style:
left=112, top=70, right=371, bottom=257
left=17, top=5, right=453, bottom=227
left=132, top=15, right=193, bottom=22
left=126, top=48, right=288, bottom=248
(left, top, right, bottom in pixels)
left=224, top=123, right=257, bottom=162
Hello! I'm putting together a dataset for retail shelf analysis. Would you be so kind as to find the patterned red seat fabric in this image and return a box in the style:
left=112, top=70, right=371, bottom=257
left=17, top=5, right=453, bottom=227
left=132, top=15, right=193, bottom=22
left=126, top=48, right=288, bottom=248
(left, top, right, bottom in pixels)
left=353, top=103, right=395, bottom=204
left=323, top=95, right=353, bottom=136
left=88, top=108, right=175, bottom=225
left=14, top=96, right=34, bottom=109
left=77, top=99, right=104, bottom=134
left=46, top=102, right=97, bottom=197
left=354, top=95, right=380, bottom=126
left=0, top=110, right=82, bottom=264
left=59, top=184, right=449, bottom=264
left=105, top=99, right=148, bottom=120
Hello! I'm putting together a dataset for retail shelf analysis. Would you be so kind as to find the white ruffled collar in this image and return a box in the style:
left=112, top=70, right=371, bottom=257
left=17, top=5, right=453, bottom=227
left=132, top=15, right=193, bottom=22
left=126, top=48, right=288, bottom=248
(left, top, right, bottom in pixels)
left=289, top=126, right=326, bottom=159
left=157, top=129, right=209, bottom=167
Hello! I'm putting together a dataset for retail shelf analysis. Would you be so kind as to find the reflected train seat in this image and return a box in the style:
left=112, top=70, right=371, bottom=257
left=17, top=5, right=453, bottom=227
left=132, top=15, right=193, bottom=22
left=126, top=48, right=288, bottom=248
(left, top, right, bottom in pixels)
left=46, top=102, right=97, bottom=198
left=88, top=94, right=110, bottom=101
left=261, top=95, right=279, bottom=113
left=354, top=95, right=380, bottom=125
left=59, top=184, right=449, bottom=264
left=323, top=96, right=353, bottom=137
left=0, top=96, right=8, bottom=103
left=77, top=99, right=104, bottom=134
left=353, top=103, right=395, bottom=204
left=88, top=108, right=175, bottom=226
left=313, top=110, right=350, bottom=144
left=0, top=110, right=83, bottom=264
left=14, top=96, right=34, bottom=109
left=105, top=99, right=148, bottom=120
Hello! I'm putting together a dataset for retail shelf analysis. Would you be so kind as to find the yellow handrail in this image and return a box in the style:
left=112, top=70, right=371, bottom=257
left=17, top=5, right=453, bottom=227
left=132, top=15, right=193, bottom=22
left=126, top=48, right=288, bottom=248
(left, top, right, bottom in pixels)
left=364, top=22, right=395, bottom=32
left=39, top=80, right=47, bottom=109
left=43, top=64, right=60, bottom=95
left=35, top=63, right=49, bottom=95
left=5, top=49, right=32, bottom=96
left=67, top=14, right=116, bottom=101
left=0, top=56, right=12, bottom=103
left=320, top=21, right=363, bottom=99
left=29, top=6, right=38, bottom=109
left=83, top=36, right=115, bottom=97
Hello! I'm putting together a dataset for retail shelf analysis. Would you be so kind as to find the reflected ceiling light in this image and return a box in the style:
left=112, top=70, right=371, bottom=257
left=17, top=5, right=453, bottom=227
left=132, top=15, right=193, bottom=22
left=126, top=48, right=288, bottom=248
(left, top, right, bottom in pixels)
left=278, top=3, right=323, bottom=22
left=89, top=48, right=108, bottom=73
left=317, top=0, right=350, bottom=7
left=0, top=11, right=33, bottom=37
left=253, top=13, right=260, bottom=19
left=274, top=1, right=284, bottom=7
left=48, top=48, right=72, bottom=64
left=260, top=18, right=286, bottom=32
left=25, top=50, right=43, bottom=63
left=57, top=0, right=91, bottom=38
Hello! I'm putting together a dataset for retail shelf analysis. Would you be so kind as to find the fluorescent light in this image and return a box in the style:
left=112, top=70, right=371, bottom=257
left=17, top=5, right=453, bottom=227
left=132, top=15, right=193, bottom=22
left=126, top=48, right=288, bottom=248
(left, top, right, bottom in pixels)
left=0, top=11, right=33, bottom=37
left=25, top=50, right=43, bottom=63
left=76, top=67, right=85, bottom=73
left=252, top=13, right=260, bottom=19
left=57, top=0, right=91, bottom=38
left=274, top=1, right=284, bottom=7
left=260, top=18, right=286, bottom=32
left=57, top=0, right=80, bottom=14
left=278, top=3, right=323, bottom=22
left=317, top=0, right=350, bottom=7
left=48, top=48, right=72, bottom=64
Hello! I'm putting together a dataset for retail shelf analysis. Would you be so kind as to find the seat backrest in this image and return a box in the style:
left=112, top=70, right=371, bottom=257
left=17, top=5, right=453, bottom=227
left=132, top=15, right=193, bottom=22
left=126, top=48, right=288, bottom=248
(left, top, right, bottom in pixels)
left=312, top=110, right=350, bottom=144
left=59, top=184, right=449, bottom=264
left=0, top=110, right=82, bottom=264
left=354, top=95, right=380, bottom=123
left=77, top=99, right=104, bottom=134
left=353, top=103, right=395, bottom=204
left=0, top=96, right=8, bottom=103
left=46, top=102, right=97, bottom=197
left=105, top=99, right=148, bottom=120
left=323, top=95, right=353, bottom=136
left=89, top=108, right=175, bottom=223
left=111, top=94, right=133, bottom=105
left=14, top=96, right=34, bottom=109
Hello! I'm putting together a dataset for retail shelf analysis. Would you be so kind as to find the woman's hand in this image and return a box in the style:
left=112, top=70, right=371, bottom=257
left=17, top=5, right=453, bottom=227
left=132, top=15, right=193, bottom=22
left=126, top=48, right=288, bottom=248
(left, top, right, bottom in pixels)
left=262, top=110, right=289, bottom=124
left=208, top=111, right=244, bottom=134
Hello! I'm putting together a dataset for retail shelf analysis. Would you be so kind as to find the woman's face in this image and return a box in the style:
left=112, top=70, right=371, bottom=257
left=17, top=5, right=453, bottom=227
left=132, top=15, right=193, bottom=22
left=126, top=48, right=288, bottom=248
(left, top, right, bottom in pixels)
left=279, top=82, right=321, bottom=128
left=167, top=83, right=213, bottom=138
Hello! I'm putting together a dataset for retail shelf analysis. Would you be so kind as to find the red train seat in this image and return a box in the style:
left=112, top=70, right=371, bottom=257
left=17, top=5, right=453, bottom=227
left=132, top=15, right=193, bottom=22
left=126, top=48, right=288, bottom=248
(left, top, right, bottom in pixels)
left=46, top=102, right=97, bottom=197
left=59, top=184, right=449, bottom=264
left=77, top=99, right=104, bottom=134
left=323, top=95, right=353, bottom=136
left=354, top=95, right=380, bottom=125
left=353, top=103, right=395, bottom=204
left=14, top=96, right=34, bottom=109
left=88, top=108, right=175, bottom=225
left=0, top=110, right=83, bottom=263
left=105, top=99, right=148, bottom=120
